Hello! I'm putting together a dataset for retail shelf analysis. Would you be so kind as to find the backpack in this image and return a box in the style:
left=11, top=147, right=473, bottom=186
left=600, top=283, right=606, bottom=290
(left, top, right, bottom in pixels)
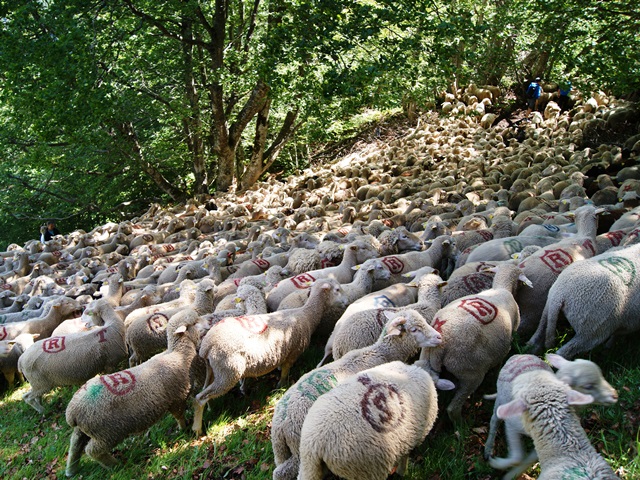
left=526, top=83, right=537, bottom=99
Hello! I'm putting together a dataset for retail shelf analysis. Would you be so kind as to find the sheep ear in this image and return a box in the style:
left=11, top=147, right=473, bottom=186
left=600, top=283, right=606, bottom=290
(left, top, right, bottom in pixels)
left=442, top=239, right=451, bottom=246
left=497, top=399, right=527, bottom=419
left=567, top=390, right=594, bottom=406
left=352, top=265, right=360, bottom=271
left=174, top=325, right=187, bottom=334
left=437, top=281, right=448, bottom=288
left=385, top=316, right=406, bottom=337
left=436, top=379, right=456, bottom=391
left=545, top=353, right=570, bottom=370
left=519, top=273, right=533, bottom=288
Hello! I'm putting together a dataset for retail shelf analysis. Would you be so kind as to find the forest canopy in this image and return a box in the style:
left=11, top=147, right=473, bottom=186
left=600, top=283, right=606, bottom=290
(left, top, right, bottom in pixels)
left=0, top=0, right=638, bottom=247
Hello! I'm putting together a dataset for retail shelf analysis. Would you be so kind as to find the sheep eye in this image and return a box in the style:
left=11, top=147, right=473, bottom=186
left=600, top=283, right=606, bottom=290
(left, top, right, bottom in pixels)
left=583, top=384, right=594, bottom=390
left=409, top=327, right=418, bottom=333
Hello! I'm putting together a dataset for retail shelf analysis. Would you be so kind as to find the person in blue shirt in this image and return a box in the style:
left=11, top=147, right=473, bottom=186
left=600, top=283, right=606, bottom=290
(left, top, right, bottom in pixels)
left=526, top=76, right=542, bottom=117
left=557, top=80, right=572, bottom=111
left=40, top=220, right=61, bottom=242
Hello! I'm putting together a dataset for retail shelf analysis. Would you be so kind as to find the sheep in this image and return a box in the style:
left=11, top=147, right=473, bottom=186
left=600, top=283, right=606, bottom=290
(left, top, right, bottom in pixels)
left=515, top=205, right=602, bottom=336
left=271, top=309, right=450, bottom=480
left=461, top=235, right=558, bottom=266
left=376, top=226, right=423, bottom=255
left=64, top=308, right=207, bottom=476
left=485, top=353, right=618, bottom=479
left=528, top=242, right=640, bottom=358
left=0, top=333, right=39, bottom=386
left=265, top=240, right=378, bottom=311
left=331, top=273, right=445, bottom=360
left=126, top=278, right=216, bottom=366
left=123, top=279, right=198, bottom=327
left=18, top=301, right=128, bottom=414
left=420, top=263, right=531, bottom=423
left=373, top=235, right=455, bottom=288
left=296, top=360, right=445, bottom=480
left=0, top=297, right=81, bottom=341
left=192, top=279, right=347, bottom=435
left=496, top=370, right=619, bottom=480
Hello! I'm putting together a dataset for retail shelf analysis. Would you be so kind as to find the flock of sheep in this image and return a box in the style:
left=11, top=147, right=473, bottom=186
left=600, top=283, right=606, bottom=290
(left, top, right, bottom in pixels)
left=1, top=83, right=639, bottom=479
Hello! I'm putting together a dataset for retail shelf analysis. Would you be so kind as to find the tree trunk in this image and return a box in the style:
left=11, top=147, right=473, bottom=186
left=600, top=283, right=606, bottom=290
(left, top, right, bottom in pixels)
left=116, top=122, right=183, bottom=201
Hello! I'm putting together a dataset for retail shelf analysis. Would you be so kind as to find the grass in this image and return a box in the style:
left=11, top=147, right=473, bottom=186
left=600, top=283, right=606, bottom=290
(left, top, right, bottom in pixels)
left=1, top=337, right=639, bottom=479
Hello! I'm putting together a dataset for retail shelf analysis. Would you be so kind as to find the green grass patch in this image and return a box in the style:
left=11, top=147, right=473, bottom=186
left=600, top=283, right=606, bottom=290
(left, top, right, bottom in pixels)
left=1, top=338, right=638, bottom=479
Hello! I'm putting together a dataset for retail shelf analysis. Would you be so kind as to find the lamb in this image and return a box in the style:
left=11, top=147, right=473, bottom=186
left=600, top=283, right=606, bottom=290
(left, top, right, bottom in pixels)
left=528, top=242, right=640, bottom=358
left=460, top=235, right=557, bottom=266
left=515, top=204, right=602, bottom=336
left=485, top=353, right=618, bottom=480
left=0, top=297, right=81, bottom=341
left=265, top=240, right=377, bottom=311
left=496, top=370, right=619, bottom=479
left=192, top=279, right=347, bottom=435
left=18, top=301, right=128, bottom=414
left=376, top=226, right=423, bottom=255
left=123, top=279, right=198, bottom=327
left=420, top=263, right=531, bottom=423
left=297, top=360, right=444, bottom=480
left=64, top=308, right=207, bottom=476
left=331, top=273, right=445, bottom=360
left=0, top=333, right=39, bottom=386
left=272, top=309, right=449, bottom=480
left=125, top=278, right=216, bottom=366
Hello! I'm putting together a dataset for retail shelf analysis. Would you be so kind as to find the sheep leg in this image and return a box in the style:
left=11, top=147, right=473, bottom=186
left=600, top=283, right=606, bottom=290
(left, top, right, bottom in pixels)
left=85, top=439, right=118, bottom=469
left=297, top=453, right=326, bottom=480
left=169, top=403, right=187, bottom=430
left=484, top=408, right=501, bottom=460
left=446, top=375, right=485, bottom=424
left=272, top=456, right=300, bottom=480
left=192, top=399, right=206, bottom=436
left=277, top=362, right=293, bottom=388
left=488, top=425, right=525, bottom=470
left=65, top=427, right=90, bottom=477
left=502, top=449, right=538, bottom=480
left=4, top=370, right=15, bottom=387
left=22, top=389, right=45, bottom=414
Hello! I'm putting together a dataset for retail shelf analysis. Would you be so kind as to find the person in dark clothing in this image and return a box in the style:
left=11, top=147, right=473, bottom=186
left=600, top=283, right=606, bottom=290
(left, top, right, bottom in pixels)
left=557, top=80, right=572, bottom=111
left=41, top=220, right=61, bottom=242
left=526, top=77, right=542, bottom=117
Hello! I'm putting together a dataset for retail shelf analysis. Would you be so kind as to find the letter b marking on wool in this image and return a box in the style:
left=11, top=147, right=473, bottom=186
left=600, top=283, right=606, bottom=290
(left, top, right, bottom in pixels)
left=459, top=297, right=498, bottom=324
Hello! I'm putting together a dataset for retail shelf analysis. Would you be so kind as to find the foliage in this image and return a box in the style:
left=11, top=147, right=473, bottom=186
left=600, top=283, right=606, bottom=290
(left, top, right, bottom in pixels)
left=0, top=0, right=638, bottom=247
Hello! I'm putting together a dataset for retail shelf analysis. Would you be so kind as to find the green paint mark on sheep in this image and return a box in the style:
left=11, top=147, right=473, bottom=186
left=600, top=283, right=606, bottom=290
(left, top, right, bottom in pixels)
left=598, top=256, right=636, bottom=286
left=297, top=369, right=338, bottom=402
left=560, top=466, right=589, bottom=480
left=503, top=239, right=523, bottom=255
left=86, top=383, right=104, bottom=401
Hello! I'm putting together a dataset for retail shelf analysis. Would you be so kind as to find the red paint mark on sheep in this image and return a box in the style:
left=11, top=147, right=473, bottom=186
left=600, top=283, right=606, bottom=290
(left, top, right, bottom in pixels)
left=358, top=375, right=405, bottom=433
left=320, top=259, right=336, bottom=268
left=164, top=244, right=176, bottom=252
left=147, top=313, right=169, bottom=333
left=479, top=230, right=493, bottom=241
left=582, top=239, right=595, bottom=256
left=540, top=248, right=573, bottom=274
left=291, top=273, right=316, bottom=289
left=52, top=250, right=62, bottom=257
left=233, top=278, right=242, bottom=287
left=252, top=259, right=270, bottom=270
left=43, top=336, right=66, bottom=353
left=234, top=315, right=268, bottom=334
left=381, top=256, right=404, bottom=274
left=1, top=284, right=11, bottom=291
left=462, top=273, right=493, bottom=293
left=605, top=231, right=624, bottom=247
left=500, top=356, right=546, bottom=382
left=432, top=317, right=446, bottom=333
left=459, top=297, right=498, bottom=324
left=55, top=277, right=67, bottom=285
left=96, top=328, right=108, bottom=343
left=338, top=228, right=349, bottom=236
left=100, top=370, right=136, bottom=396
left=0, top=326, right=6, bottom=341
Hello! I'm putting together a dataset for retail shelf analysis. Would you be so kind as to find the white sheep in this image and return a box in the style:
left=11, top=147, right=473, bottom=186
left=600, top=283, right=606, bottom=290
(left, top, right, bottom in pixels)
left=297, top=360, right=444, bottom=480
left=65, top=308, right=207, bottom=476
left=193, top=279, right=347, bottom=435
left=514, top=204, right=602, bottom=336
left=18, top=301, right=128, bottom=414
left=331, top=273, right=444, bottom=360
left=496, top=369, right=619, bottom=479
left=485, top=353, right=618, bottom=479
left=0, top=297, right=81, bottom=341
left=420, top=263, right=531, bottom=423
left=125, top=278, right=216, bottom=366
left=265, top=240, right=377, bottom=311
left=0, top=333, right=39, bottom=386
left=528, top=242, right=640, bottom=358
left=271, top=309, right=449, bottom=480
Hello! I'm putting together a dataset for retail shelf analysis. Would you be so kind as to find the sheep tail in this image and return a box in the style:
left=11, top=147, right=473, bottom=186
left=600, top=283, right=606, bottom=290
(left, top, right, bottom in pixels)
left=543, top=296, right=563, bottom=349
left=272, top=456, right=299, bottom=480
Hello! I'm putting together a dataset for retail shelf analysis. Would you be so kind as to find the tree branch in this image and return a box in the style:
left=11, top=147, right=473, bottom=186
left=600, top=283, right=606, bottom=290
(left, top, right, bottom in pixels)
left=6, top=173, right=78, bottom=204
